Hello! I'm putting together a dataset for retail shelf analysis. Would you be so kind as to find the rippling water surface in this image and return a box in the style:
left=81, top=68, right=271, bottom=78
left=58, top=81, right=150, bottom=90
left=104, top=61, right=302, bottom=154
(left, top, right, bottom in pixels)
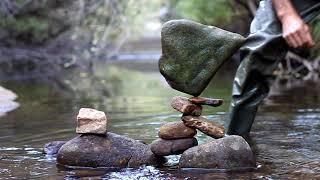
left=0, top=61, right=319, bottom=179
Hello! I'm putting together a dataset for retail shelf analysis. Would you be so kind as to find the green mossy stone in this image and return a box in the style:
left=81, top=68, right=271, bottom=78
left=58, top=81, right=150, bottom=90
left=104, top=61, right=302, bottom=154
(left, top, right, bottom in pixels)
left=159, top=19, right=246, bottom=96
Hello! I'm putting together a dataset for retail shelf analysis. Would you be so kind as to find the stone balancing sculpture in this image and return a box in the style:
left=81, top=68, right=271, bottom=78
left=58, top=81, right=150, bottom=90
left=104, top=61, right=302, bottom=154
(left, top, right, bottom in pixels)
left=158, top=19, right=256, bottom=169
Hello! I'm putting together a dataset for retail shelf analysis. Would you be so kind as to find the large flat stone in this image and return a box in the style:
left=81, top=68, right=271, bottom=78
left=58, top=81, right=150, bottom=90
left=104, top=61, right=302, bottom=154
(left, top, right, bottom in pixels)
left=159, top=19, right=245, bottom=96
left=182, top=116, right=224, bottom=139
left=171, top=96, right=202, bottom=116
left=179, top=135, right=256, bottom=169
left=76, top=108, right=107, bottom=135
left=57, top=133, right=164, bottom=168
left=150, top=138, right=198, bottom=156
left=159, top=121, right=196, bottom=140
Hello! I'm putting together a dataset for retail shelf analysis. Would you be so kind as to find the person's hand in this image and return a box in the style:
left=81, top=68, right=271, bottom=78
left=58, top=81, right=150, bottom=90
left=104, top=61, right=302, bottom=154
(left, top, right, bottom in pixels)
left=281, top=14, right=314, bottom=48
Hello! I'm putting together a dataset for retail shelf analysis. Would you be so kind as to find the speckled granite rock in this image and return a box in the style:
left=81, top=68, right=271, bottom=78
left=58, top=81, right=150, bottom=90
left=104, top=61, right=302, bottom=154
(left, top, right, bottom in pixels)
left=159, top=19, right=245, bottom=96
left=76, top=108, right=107, bottom=135
left=179, top=135, right=256, bottom=169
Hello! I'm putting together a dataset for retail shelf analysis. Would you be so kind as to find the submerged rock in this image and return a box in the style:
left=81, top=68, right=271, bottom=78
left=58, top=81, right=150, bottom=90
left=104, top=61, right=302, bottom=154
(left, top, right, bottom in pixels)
left=43, top=141, right=66, bottom=155
left=182, top=116, right=224, bottom=139
left=158, top=121, right=197, bottom=140
left=179, top=135, right=256, bottom=169
left=150, top=138, right=198, bottom=156
left=57, top=133, right=164, bottom=168
left=171, top=96, right=202, bottom=116
left=188, top=97, right=223, bottom=107
left=76, top=108, right=107, bottom=135
left=159, top=19, right=245, bottom=96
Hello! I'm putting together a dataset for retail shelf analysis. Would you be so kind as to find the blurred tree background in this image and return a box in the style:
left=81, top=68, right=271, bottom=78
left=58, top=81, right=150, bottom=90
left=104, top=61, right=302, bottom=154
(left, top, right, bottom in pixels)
left=0, top=0, right=319, bottom=83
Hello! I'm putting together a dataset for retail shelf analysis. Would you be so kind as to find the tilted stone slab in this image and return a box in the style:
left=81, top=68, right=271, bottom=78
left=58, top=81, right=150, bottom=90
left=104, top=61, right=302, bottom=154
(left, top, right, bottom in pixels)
left=171, top=96, right=202, bottom=116
left=188, top=97, right=223, bottom=107
left=159, top=19, right=245, bottom=96
left=182, top=115, right=225, bottom=139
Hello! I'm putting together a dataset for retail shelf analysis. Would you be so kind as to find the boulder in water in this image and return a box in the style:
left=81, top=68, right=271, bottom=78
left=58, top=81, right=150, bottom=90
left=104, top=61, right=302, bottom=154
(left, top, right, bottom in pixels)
left=179, top=135, right=256, bottom=169
left=57, top=133, right=164, bottom=168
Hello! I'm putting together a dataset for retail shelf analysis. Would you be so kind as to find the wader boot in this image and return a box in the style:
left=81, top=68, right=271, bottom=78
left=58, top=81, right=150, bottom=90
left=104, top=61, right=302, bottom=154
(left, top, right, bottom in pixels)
left=225, top=0, right=320, bottom=137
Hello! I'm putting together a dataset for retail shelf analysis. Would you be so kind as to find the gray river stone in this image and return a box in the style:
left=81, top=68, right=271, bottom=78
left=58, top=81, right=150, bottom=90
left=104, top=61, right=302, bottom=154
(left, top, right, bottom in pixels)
left=179, top=135, right=256, bottom=169
left=43, top=141, right=66, bottom=155
left=159, top=19, right=245, bottom=96
left=150, top=138, right=198, bottom=156
left=57, top=133, right=164, bottom=168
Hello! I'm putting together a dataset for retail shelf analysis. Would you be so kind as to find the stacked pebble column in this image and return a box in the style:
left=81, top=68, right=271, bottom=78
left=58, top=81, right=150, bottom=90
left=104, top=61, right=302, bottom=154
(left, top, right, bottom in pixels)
left=150, top=96, right=225, bottom=156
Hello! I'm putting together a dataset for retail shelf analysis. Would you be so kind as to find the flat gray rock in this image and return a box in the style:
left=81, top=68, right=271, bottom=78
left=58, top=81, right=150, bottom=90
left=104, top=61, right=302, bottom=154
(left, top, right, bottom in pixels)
left=57, top=133, right=164, bottom=168
left=179, top=135, right=256, bottom=169
left=159, top=19, right=245, bottom=96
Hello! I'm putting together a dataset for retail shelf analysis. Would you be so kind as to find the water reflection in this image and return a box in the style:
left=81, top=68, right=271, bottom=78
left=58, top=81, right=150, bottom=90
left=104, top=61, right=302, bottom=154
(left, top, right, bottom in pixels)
left=0, top=61, right=320, bottom=179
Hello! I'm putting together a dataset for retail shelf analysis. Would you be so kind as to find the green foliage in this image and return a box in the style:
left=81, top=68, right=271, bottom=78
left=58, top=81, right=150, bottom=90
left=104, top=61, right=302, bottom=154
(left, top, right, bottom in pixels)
left=0, top=16, right=49, bottom=43
left=171, top=0, right=233, bottom=26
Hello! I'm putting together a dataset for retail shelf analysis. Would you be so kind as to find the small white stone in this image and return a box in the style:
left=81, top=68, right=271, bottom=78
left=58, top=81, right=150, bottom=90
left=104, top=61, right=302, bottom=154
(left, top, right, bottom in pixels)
left=76, top=108, right=107, bottom=134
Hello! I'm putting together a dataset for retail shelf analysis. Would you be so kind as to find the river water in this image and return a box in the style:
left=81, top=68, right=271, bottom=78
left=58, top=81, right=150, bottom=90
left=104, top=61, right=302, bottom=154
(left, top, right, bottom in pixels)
left=0, top=60, right=319, bottom=179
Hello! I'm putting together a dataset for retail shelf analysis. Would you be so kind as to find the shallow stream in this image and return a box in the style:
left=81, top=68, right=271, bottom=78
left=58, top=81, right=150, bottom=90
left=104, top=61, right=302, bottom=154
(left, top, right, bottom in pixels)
left=0, top=60, right=319, bottom=179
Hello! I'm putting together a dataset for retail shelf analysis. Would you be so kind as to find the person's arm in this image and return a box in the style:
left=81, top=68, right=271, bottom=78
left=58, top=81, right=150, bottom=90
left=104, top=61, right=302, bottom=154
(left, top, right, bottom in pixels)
left=272, top=0, right=314, bottom=48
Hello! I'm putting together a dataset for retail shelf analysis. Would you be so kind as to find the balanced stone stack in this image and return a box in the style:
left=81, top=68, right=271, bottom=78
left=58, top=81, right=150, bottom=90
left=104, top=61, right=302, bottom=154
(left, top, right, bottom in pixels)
left=55, top=108, right=164, bottom=168
left=150, top=96, right=225, bottom=156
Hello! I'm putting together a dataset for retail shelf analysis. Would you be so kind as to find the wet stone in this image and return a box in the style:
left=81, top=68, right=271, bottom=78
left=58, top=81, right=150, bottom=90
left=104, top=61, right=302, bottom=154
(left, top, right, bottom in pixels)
left=171, top=96, right=202, bottom=116
left=188, top=97, right=223, bottom=107
left=158, top=121, right=197, bottom=140
left=182, top=116, right=225, bottom=139
left=43, top=141, right=66, bottom=155
left=159, top=19, right=245, bottom=96
left=150, top=138, right=198, bottom=156
left=179, top=135, right=256, bottom=169
left=57, top=133, right=164, bottom=168
left=76, top=108, right=107, bottom=135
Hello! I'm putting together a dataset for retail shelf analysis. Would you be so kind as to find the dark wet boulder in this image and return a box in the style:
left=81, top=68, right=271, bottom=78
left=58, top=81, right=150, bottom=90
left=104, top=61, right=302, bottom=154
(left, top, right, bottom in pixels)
left=57, top=133, right=164, bottom=168
left=182, top=116, right=225, bottom=139
left=159, top=19, right=245, bottom=96
left=43, top=141, right=66, bottom=155
left=158, top=121, right=197, bottom=140
left=179, top=135, right=256, bottom=169
left=171, top=96, right=202, bottom=116
left=150, top=138, right=198, bottom=156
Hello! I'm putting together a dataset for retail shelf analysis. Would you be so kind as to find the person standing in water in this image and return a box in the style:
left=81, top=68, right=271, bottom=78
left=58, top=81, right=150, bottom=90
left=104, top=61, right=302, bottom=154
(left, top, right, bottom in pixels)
left=225, top=0, right=320, bottom=137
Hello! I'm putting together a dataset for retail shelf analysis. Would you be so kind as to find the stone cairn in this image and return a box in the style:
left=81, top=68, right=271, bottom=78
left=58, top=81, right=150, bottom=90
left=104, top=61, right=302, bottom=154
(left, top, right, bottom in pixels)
left=150, top=96, right=225, bottom=156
